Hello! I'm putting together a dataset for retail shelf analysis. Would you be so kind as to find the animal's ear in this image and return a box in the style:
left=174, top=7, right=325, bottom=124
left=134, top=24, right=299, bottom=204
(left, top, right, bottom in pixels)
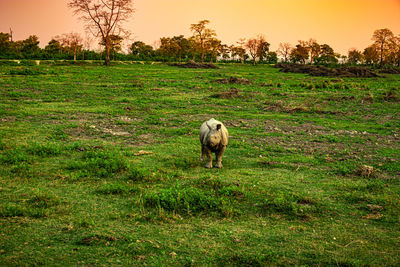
left=216, top=124, right=222, bottom=130
left=206, top=122, right=212, bottom=130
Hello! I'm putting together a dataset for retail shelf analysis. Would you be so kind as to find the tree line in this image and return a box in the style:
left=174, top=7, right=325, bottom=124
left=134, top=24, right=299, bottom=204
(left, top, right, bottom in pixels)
left=1, top=21, right=399, bottom=67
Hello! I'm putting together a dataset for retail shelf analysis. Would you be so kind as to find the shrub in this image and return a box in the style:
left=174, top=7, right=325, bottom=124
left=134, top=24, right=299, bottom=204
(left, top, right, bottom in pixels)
left=0, top=192, right=58, bottom=218
left=66, top=149, right=128, bottom=178
left=145, top=184, right=222, bottom=215
left=0, top=148, right=30, bottom=164
left=96, top=182, right=134, bottom=195
left=8, top=68, right=44, bottom=75
left=262, top=191, right=320, bottom=218
left=125, top=166, right=152, bottom=181
left=0, top=203, right=25, bottom=217
left=25, top=142, right=62, bottom=157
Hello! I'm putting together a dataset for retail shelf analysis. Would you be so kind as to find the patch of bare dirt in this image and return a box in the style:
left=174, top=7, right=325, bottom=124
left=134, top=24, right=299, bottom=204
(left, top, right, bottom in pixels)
left=214, top=76, right=253, bottom=85
left=210, top=88, right=242, bottom=99
left=263, top=100, right=344, bottom=115
left=169, top=61, right=218, bottom=69
left=382, top=89, right=399, bottom=102
left=274, top=63, right=380, bottom=78
left=379, top=68, right=400, bottom=74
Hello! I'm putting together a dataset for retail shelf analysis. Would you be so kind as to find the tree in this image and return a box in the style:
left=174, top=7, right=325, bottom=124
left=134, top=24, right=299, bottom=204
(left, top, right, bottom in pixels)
left=315, top=44, right=337, bottom=64
left=256, top=35, right=270, bottom=62
left=68, top=0, right=134, bottom=65
left=245, top=38, right=258, bottom=65
left=158, top=37, right=178, bottom=62
left=171, top=35, right=190, bottom=63
left=387, top=35, right=400, bottom=66
left=265, top=51, right=278, bottom=64
left=372, top=28, right=394, bottom=66
left=277, top=42, right=292, bottom=62
left=130, top=41, right=154, bottom=59
left=363, top=45, right=379, bottom=65
left=56, top=32, right=83, bottom=61
left=219, top=44, right=230, bottom=60
left=20, top=35, right=41, bottom=58
left=0, top=33, right=12, bottom=58
left=234, top=38, right=247, bottom=63
left=208, top=38, right=222, bottom=62
left=347, top=48, right=363, bottom=65
left=108, top=34, right=123, bottom=60
left=190, top=20, right=216, bottom=62
left=307, top=39, right=320, bottom=64
left=245, top=35, right=270, bottom=65
left=290, top=43, right=309, bottom=64
left=44, top=39, right=63, bottom=59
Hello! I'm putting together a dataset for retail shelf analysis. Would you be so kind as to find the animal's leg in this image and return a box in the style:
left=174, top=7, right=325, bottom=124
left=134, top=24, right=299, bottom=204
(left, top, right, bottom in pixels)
left=205, top=149, right=213, bottom=168
left=215, top=146, right=226, bottom=168
left=199, top=145, right=206, bottom=162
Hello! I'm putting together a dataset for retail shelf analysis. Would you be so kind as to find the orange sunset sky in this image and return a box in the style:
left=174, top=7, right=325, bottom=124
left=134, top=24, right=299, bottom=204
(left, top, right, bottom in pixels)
left=0, top=0, right=399, bottom=54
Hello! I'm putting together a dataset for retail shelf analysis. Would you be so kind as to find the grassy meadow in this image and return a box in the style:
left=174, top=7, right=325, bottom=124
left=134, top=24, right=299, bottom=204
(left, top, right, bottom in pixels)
left=0, top=61, right=399, bottom=265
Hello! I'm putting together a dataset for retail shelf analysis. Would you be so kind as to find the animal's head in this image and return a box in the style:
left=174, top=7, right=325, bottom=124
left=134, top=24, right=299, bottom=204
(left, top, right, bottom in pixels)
left=206, top=122, right=223, bottom=147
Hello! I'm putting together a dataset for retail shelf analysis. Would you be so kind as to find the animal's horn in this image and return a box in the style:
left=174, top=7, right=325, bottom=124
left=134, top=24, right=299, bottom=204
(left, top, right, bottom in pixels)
left=206, top=121, right=212, bottom=130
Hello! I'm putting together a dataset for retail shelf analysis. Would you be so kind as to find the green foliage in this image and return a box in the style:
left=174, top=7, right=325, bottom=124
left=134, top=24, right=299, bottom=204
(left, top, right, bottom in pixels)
left=25, top=142, right=62, bottom=157
left=145, top=184, right=223, bottom=215
left=0, top=192, right=59, bottom=218
left=215, top=252, right=278, bottom=266
left=0, top=63, right=399, bottom=266
left=125, top=166, right=153, bottom=181
left=96, top=182, right=136, bottom=195
left=8, top=68, right=44, bottom=75
left=262, top=190, right=321, bottom=218
left=0, top=148, right=30, bottom=164
left=66, top=149, right=128, bottom=178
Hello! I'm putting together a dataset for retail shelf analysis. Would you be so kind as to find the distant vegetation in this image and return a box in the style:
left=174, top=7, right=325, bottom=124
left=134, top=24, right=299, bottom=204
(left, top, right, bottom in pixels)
left=0, top=26, right=399, bottom=67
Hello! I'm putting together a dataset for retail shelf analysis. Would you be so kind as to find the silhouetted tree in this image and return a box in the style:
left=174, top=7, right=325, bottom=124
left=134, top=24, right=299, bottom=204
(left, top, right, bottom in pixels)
left=56, top=32, right=83, bottom=61
left=315, top=44, right=337, bottom=64
left=190, top=20, right=216, bottom=62
left=219, top=44, right=230, bottom=60
left=68, top=0, right=134, bottom=65
left=245, top=35, right=270, bottom=65
left=363, top=45, right=379, bottom=65
left=277, top=42, right=292, bottom=62
left=256, top=35, right=270, bottom=62
left=158, top=38, right=178, bottom=62
left=265, top=51, right=278, bottom=64
left=130, top=41, right=154, bottom=59
left=0, top=33, right=12, bottom=58
left=20, top=35, right=41, bottom=58
left=44, top=39, right=63, bottom=59
left=372, top=28, right=394, bottom=66
left=208, top=38, right=222, bottom=62
left=290, top=42, right=309, bottom=64
left=347, top=48, right=363, bottom=65
left=307, top=39, right=320, bottom=64
left=171, top=35, right=190, bottom=63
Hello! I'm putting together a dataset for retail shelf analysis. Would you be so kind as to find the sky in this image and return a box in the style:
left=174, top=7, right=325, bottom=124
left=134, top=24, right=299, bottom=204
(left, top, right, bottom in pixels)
left=0, top=0, right=399, bottom=54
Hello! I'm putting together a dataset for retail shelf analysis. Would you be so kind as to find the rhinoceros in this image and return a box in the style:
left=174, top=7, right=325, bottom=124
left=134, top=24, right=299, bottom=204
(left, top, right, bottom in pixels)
left=199, top=118, right=229, bottom=168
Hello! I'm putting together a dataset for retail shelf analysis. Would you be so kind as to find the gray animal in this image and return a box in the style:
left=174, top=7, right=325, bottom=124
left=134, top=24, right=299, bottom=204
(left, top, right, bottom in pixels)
left=199, top=118, right=229, bottom=168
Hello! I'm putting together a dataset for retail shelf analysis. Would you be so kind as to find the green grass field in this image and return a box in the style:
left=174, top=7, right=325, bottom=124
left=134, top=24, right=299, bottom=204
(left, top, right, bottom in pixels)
left=0, top=62, right=399, bottom=265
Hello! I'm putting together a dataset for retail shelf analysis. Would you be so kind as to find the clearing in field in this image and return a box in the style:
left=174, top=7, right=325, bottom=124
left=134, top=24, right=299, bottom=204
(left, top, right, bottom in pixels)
left=0, top=62, right=399, bottom=265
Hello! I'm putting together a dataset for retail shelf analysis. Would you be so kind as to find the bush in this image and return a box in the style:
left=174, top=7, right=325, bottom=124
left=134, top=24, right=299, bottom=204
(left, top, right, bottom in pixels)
left=8, top=68, right=44, bottom=75
left=262, top=191, right=320, bottom=218
left=125, top=166, right=152, bottom=181
left=25, top=142, right=62, bottom=157
left=145, top=184, right=222, bottom=215
left=0, top=148, right=30, bottom=164
left=96, top=182, right=136, bottom=195
left=66, top=149, right=128, bottom=178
